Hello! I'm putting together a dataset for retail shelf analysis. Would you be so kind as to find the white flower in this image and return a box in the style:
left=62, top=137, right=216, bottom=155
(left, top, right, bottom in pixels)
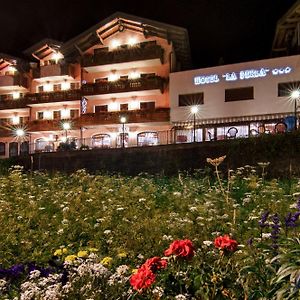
left=262, top=233, right=271, bottom=238
left=29, top=270, right=41, bottom=279
left=104, top=230, right=111, bottom=235
left=153, top=286, right=164, bottom=297
left=175, top=294, right=187, bottom=300
left=203, top=240, right=213, bottom=246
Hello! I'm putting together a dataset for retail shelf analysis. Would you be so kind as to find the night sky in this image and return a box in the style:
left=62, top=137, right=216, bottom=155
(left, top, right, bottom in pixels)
left=0, top=0, right=298, bottom=68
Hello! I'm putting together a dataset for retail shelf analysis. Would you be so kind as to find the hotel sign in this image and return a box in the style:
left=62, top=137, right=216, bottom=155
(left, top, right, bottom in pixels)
left=194, top=66, right=292, bottom=85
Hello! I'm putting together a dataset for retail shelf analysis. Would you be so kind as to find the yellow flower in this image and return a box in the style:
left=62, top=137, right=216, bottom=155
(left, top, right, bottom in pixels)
left=117, top=251, right=127, bottom=258
left=101, top=256, right=113, bottom=266
left=54, top=249, right=63, bottom=256
left=65, top=255, right=77, bottom=262
left=88, top=248, right=98, bottom=253
left=62, top=248, right=68, bottom=254
left=206, top=155, right=226, bottom=167
left=77, top=250, right=89, bottom=258
left=131, top=268, right=138, bottom=274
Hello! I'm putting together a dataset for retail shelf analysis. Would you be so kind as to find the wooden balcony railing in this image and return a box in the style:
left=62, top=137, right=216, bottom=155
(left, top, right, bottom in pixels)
left=82, top=42, right=164, bottom=68
left=32, top=63, right=75, bottom=79
left=75, top=108, right=170, bottom=126
left=0, top=74, right=28, bottom=88
left=0, top=90, right=81, bottom=110
left=82, top=76, right=164, bottom=96
left=26, top=108, right=170, bottom=132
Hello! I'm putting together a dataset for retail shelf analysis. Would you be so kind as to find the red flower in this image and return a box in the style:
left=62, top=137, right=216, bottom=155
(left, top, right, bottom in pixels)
left=130, top=268, right=156, bottom=291
left=164, top=239, right=195, bottom=259
left=214, top=235, right=238, bottom=252
left=142, top=256, right=167, bottom=272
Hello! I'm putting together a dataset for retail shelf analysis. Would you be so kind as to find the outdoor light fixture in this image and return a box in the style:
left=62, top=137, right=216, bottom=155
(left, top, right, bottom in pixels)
left=15, top=128, right=25, bottom=137
left=120, top=116, right=127, bottom=148
left=62, top=122, right=71, bottom=139
left=291, top=89, right=300, bottom=130
left=191, top=106, right=199, bottom=142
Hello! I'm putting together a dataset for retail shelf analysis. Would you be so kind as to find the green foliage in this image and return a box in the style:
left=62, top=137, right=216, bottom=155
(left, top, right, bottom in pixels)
left=0, top=164, right=299, bottom=298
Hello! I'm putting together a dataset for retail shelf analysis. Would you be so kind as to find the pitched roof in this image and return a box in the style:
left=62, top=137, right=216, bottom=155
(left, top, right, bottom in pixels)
left=272, top=0, right=300, bottom=54
left=61, top=12, right=191, bottom=70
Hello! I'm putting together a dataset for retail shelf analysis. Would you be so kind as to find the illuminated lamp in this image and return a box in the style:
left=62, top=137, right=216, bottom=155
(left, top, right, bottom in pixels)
left=108, top=72, right=119, bottom=82
left=127, top=37, right=137, bottom=46
left=129, top=71, right=140, bottom=80
left=44, top=82, right=52, bottom=92
left=12, top=115, right=20, bottom=125
left=111, top=39, right=120, bottom=49
left=61, top=80, right=69, bottom=90
left=12, top=92, right=20, bottom=99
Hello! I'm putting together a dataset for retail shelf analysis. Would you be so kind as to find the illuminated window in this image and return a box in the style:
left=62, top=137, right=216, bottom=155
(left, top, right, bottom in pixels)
left=92, top=134, right=111, bottom=148
left=35, top=139, right=54, bottom=152
left=225, top=87, right=254, bottom=102
left=137, top=132, right=159, bottom=146
left=178, top=93, right=204, bottom=106
left=38, top=86, right=44, bottom=93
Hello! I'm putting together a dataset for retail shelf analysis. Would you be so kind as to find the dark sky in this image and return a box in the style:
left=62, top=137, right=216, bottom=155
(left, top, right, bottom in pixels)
left=0, top=0, right=298, bottom=68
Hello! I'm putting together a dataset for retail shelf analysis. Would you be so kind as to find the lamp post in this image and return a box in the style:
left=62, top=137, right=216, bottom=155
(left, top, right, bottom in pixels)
left=120, top=116, right=126, bottom=148
left=191, top=106, right=199, bottom=142
left=291, top=90, right=300, bottom=131
left=62, top=121, right=71, bottom=141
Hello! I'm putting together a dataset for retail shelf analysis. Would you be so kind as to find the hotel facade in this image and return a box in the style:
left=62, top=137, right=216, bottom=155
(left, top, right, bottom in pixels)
left=0, top=9, right=299, bottom=157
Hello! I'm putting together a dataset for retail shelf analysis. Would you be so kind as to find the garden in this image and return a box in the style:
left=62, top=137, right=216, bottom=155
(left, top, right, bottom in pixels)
left=0, top=156, right=300, bottom=299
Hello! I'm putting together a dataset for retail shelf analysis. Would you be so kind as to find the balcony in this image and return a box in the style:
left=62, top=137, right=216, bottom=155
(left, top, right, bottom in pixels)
left=0, top=74, right=28, bottom=91
left=26, top=108, right=170, bottom=132
left=0, top=90, right=81, bottom=110
left=83, top=42, right=164, bottom=72
left=32, top=63, right=75, bottom=80
left=76, top=108, right=170, bottom=126
left=82, top=76, right=164, bottom=98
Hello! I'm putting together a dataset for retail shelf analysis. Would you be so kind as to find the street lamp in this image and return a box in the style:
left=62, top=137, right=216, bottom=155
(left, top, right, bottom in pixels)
left=191, top=106, right=199, bottom=142
left=62, top=121, right=71, bottom=140
left=291, top=90, right=300, bottom=130
left=120, top=116, right=127, bottom=148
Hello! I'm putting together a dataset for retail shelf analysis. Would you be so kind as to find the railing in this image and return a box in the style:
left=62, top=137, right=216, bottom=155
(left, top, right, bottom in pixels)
left=82, top=42, right=164, bottom=67
left=0, top=74, right=28, bottom=88
left=26, top=108, right=170, bottom=131
left=32, top=63, right=74, bottom=79
left=0, top=90, right=81, bottom=110
left=82, top=76, right=164, bottom=96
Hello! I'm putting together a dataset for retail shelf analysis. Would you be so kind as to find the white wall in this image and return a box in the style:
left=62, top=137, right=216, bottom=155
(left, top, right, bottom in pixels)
left=170, top=55, right=300, bottom=122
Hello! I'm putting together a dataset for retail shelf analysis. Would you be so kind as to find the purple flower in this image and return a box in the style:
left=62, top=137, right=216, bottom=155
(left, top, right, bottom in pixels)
left=271, top=213, right=280, bottom=252
left=8, top=264, right=24, bottom=278
left=259, top=211, right=270, bottom=229
left=297, top=198, right=300, bottom=211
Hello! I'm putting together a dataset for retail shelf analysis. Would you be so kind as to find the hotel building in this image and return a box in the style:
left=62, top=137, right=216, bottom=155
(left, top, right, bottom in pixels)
left=0, top=12, right=191, bottom=157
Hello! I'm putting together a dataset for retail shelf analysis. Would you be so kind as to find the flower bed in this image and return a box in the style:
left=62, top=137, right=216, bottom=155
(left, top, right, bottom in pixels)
left=0, top=160, right=299, bottom=299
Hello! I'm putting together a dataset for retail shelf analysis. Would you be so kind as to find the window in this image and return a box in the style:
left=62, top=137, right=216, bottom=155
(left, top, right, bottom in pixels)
left=141, top=73, right=155, bottom=78
left=20, top=142, right=29, bottom=155
left=70, top=82, right=80, bottom=90
left=178, top=93, right=204, bottom=106
left=70, top=109, right=79, bottom=118
left=95, top=105, right=108, bottom=113
left=9, top=142, right=18, bottom=157
left=38, top=86, right=44, bottom=93
left=92, top=134, right=111, bottom=148
left=95, top=77, right=108, bottom=84
left=140, top=101, right=155, bottom=110
left=37, top=112, right=44, bottom=120
left=137, top=132, right=159, bottom=146
left=120, top=103, right=128, bottom=111
left=225, top=87, right=254, bottom=102
left=0, top=142, right=5, bottom=156
left=278, top=81, right=300, bottom=97
left=53, top=111, right=61, bottom=120
left=53, top=84, right=61, bottom=91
